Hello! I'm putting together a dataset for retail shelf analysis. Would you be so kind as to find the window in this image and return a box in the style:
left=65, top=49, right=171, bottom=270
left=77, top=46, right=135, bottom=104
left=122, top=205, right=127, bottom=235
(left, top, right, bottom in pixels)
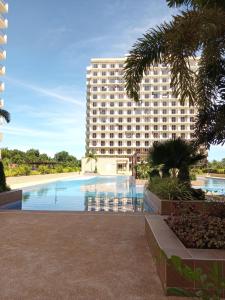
left=163, top=109, right=167, bottom=114
left=92, top=110, right=97, bottom=115
left=118, top=125, right=123, bottom=130
left=101, top=141, right=105, bottom=146
left=101, top=125, right=105, bottom=130
left=163, top=125, right=167, bottom=130
left=145, top=101, right=150, bottom=106
left=93, top=125, right=97, bottom=130
left=92, top=141, right=97, bottom=146
left=144, top=86, right=151, bottom=91
left=118, top=117, right=123, bottom=123
left=127, top=118, right=131, bottom=123
left=127, top=125, right=131, bottom=130
left=92, top=102, right=97, bottom=107
left=119, top=102, right=123, bottom=107
left=110, top=125, right=114, bottom=130
left=153, top=125, right=158, bottom=131
left=102, top=72, right=106, bottom=76
left=110, top=141, right=114, bottom=146
left=153, top=102, right=158, bottom=107
left=172, top=109, right=176, bottom=114
left=190, top=125, right=194, bottom=130
left=163, top=133, right=167, bottom=138
left=153, top=110, right=158, bottom=114
left=118, top=110, right=123, bottom=115
left=136, top=118, right=140, bottom=122
left=102, top=64, right=106, bottom=68
left=93, top=64, right=98, bottom=68
left=92, top=133, right=96, bottom=138
left=110, top=110, right=114, bottom=115
left=110, top=95, right=114, bottom=99
left=172, top=117, right=176, bottom=122
left=110, top=118, right=114, bottom=123
left=172, top=133, right=176, bottom=139
left=101, top=149, right=105, bottom=154
left=127, top=110, right=132, bottom=115
left=93, top=118, right=97, bottom=123
left=181, top=133, right=185, bottom=139
left=101, top=102, right=106, bottom=107
left=145, top=94, right=150, bottom=99
left=190, top=117, right=195, bottom=122
left=109, top=149, right=114, bottom=154
left=181, top=125, right=185, bottom=130
left=110, top=71, right=114, bottom=76
left=92, top=86, right=97, bottom=91
left=181, top=117, right=186, bottom=122
left=93, top=95, right=97, bottom=100
left=181, top=109, right=185, bottom=114
left=101, top=133, right=105, bottom=138
left=127, top=149, right=131, bottom=154
left=127, top=102, right=132, bottom=107
left=110, top=64, right=115, bottom=68
left=163, top=102, right=167, bottom=107
left=136, top=141, right=140, bottom=146
left=136, top=133, right=140, bottom=138
left=153, top=133, right=159, bottom=138
left=118, top=141, right=122, bottom=146
left=93, top=72, right=98, bottom=76
left=110, top=102, right=114, bottom=107
left=162, top=117, right=167, bottom=122
left=145, top=141, right=149, bottom=147
left=145, top=133, right=149, bottom=138
left=145, top=125, right=149, bottom=130
left=136, top=125, right=140, bottom=130
left=127, top=141, right=131, bottom=146
left=154, top=78, right=158, bottom=83
left=110, top=133, right=114, bottom=138
left=172, top=101, right=176, bottom=106
left=172, top=125, right=176, bottom=130
left=153, top=117, right=158, bottom=122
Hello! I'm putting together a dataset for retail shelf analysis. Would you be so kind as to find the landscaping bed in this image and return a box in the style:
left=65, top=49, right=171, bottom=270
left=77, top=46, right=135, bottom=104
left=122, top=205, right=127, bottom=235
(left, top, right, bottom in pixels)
left=145, top=215, right=225, bottom=296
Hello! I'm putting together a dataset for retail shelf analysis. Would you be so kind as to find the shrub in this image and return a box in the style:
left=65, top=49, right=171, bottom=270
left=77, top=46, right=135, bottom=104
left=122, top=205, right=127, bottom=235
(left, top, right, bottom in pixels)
left=148, top=177, right=204, bottom=201
left=166, top=213, right=225, bottom=249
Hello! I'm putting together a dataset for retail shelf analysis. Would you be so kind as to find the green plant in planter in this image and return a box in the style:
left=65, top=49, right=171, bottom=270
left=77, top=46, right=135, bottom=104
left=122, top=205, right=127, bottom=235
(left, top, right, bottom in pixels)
left=168, top=255, right=225, bottom=299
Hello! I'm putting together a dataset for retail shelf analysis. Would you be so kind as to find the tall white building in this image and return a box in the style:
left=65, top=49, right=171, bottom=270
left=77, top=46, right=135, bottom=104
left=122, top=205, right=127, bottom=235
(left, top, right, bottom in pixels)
left=85, top=57, right=197, bottom=171
left=0, top=0, right=8, bottom=143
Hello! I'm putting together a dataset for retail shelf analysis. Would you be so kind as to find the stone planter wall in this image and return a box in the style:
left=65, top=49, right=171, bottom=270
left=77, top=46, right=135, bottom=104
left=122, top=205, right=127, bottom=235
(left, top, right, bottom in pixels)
left=0, top=189, right=22, bottom=207
left=145, top=215, right=225, bottom=296
left=144, top=188, right=213, bottom=215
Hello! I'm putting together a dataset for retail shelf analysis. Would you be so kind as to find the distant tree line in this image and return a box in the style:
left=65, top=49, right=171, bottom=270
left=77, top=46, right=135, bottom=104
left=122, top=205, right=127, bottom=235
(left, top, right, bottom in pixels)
left=1, top=148, right=81, bottom=177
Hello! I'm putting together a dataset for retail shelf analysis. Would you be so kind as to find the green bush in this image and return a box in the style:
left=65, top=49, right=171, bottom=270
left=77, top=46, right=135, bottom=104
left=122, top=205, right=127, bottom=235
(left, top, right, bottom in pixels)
left=5, top=165, right=31, bottom=176
left=148, top=177, right=205, bottom=201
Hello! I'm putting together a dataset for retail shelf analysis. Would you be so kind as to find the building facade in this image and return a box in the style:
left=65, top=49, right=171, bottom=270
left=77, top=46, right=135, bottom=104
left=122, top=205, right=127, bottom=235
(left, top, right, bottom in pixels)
left=84, top=57, right=198, bottom=174
left=0, top=0, right=8, bottom=144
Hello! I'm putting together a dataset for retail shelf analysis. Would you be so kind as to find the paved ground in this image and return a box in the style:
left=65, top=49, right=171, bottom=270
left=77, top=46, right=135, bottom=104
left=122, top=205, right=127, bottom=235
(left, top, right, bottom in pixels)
left=0, top=212, right=183, bottom=300
left=6, top=172, right=86, bottom=189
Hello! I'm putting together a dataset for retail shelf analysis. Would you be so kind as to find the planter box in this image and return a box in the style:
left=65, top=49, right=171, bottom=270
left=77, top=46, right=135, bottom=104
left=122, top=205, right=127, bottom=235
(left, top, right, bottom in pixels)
left=0, top=189, right=22, bottom=206
left=145, top=215, right=225, bottom=296
left=144, top=189, right=211, bottom=215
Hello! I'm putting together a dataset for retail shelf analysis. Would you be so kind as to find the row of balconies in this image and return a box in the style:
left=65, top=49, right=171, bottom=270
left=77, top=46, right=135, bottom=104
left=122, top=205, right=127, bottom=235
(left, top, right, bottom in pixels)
left=88, top=72, right=171, bottom=79
left=0, top=1, right=8, bottom=13
left=89, top=110, right=195, bottom=116
left=90, top=79, right=170, bottom=85
left=89, top=103, right=194, bottom=109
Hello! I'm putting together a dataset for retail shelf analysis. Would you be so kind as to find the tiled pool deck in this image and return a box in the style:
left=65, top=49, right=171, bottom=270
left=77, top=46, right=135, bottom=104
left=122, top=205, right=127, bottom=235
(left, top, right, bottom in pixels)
left=0, top=212, right=184, bottom=299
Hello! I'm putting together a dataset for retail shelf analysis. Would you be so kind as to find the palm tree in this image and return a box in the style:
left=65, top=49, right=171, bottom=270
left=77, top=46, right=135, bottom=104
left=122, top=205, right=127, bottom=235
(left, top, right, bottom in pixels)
left=0, top=108, right=10, bottom=123
left=149, top=138, right=206, bottom=184
left=124, top=0, right=225, bottom=147
left=0, top=108, right=10, bottom=191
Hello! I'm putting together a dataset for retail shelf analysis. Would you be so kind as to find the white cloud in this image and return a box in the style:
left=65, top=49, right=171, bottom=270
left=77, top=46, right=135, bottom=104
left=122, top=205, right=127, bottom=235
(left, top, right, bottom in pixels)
left=6, top=77, right=85, bottom=107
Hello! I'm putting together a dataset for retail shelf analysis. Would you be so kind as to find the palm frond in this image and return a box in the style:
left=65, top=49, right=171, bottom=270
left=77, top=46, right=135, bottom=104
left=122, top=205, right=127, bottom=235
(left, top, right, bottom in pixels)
left=124, top=25, right=167, bottom=101
left=0, top=109, right=10, bottom=123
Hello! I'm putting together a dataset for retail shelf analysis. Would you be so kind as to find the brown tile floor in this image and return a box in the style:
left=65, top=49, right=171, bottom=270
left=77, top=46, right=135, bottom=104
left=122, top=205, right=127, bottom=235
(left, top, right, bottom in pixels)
left=0, top=212, right=184, bottom=300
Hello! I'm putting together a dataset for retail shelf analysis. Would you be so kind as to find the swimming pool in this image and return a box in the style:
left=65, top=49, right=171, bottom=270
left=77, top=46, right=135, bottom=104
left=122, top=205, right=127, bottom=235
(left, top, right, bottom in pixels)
left=198, top=177, right=225, bottom=195
left=1, top=176, right=150, bottom=212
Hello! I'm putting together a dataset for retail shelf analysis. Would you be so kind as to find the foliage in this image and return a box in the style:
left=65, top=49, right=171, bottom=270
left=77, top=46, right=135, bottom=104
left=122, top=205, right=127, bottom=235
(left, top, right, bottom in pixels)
left=135, top=161, right=151, bottom=179
left=148, top=177, right=204, bottom=201
left=167, top=255, right=225, bottom=299
left=149, top=138, right=206, bottom=184
left=0, top=108, right=10, bottom=123
left=1, top=148, right=81, bottom=177
left=166, top=204, right=225, bottom=248
left=124, top=0, right=225, bottom=147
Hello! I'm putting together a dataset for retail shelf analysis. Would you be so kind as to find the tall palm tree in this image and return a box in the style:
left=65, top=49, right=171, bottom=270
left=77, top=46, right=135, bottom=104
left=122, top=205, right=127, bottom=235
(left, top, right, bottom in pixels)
left=124, top=0, right=225, bottom=147
left=86, top=152, right=97, bottom=173
left=149, top=138, right=206, bottom=184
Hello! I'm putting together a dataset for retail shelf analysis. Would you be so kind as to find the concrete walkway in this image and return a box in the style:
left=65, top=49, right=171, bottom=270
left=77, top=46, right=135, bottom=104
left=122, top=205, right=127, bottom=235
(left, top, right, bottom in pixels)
left=0, top=212, right=183, bottom=300
left=6, top=172, right=90, bottom=189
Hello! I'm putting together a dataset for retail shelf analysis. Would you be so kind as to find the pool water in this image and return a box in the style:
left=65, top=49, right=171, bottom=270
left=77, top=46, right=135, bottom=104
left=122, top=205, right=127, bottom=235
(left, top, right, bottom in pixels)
left=2, top=176, right=149, bottom=212
left=199, top=177, right=225, bottom=195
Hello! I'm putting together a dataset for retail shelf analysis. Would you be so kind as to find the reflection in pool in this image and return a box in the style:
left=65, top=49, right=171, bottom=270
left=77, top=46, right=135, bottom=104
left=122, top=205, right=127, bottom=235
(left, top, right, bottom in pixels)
left=1, top=176, right=152, bottom=212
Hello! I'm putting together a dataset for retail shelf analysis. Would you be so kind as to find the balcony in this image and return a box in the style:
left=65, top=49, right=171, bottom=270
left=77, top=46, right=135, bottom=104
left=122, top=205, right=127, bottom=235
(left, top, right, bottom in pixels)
left=0, top=16, right=7, bottom=29
left=0, top=34, right=7, bottom=44
left=0, top=49, right=6, bottom=59
left=0, top=65, right=5, bottom=75
left=0, top=81, right=5, bottom=91
left=0, top=1, right=8, bottom=13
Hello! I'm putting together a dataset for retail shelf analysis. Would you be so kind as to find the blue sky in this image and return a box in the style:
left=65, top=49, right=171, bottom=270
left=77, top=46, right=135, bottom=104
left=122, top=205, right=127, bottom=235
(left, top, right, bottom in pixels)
left=1, top=0, right=224, bottom=160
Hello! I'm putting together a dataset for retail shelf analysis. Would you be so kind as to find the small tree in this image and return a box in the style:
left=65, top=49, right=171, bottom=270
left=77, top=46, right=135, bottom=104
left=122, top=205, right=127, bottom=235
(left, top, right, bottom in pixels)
left=0, top=161, right=7, bottom=192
